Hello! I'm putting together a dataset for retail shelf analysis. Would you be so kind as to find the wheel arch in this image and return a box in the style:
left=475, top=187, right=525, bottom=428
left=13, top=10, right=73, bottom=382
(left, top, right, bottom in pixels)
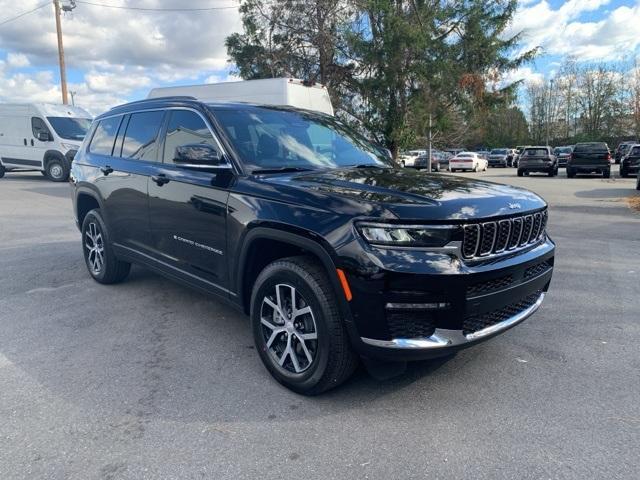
left=235, top=227, right=352, bottom=321
left=75, top=186, right=105, bottom=229
left=43, top=149, right=66, bottom=169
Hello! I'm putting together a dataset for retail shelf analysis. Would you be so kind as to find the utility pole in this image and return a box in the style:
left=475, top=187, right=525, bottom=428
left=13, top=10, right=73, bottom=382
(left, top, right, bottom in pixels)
left=53, top=1, right=76, bottom=104
left=427, top=114, right=432, bottom=172
left=53, top=0, right=68, bottom=104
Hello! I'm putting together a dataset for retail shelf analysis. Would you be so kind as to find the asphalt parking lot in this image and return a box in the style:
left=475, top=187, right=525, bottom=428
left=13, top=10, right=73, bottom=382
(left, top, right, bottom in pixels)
left=1, top=167, right=639, bottom=480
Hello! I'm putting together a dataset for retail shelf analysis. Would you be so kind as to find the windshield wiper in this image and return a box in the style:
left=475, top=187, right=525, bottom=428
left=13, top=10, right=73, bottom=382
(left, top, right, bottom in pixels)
left=349, top=164, right=390, bottom=169
left=251, top=166, right=314, bottom=174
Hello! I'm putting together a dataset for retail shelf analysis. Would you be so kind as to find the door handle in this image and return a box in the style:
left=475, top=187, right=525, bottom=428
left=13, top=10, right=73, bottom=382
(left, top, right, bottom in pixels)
left=23, top=138, right=27, bottom=146
left=100, top=165, right=113, bottom=176
left=31, top=139, right=34, bottom=146
left=151, top=174, right=170, bottom=186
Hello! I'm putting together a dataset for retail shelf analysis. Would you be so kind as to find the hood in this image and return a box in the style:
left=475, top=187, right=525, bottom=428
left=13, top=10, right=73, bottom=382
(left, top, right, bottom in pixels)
left=257, top=167, right=546, bottom=221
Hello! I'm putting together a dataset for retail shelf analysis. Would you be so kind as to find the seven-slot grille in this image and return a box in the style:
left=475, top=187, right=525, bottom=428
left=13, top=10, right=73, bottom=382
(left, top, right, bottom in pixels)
left=462, top=210, right=547, bottom=260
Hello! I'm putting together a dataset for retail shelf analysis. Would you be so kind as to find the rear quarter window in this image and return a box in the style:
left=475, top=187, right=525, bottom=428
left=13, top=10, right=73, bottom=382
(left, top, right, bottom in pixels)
left=89, top=116, right=123, bottom=156
left=121, top=111, right=165, bottom=161
left=631, top=146, right=640, bottom=156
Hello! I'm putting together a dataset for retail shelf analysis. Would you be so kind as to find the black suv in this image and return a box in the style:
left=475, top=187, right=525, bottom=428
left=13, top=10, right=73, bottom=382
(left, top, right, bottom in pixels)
left=71, top=97, right=555, bottom=394
left=620, top=144, right=640, bottom=178
left=517, top=146, right=558, bottom=177
left=567, top=142, right=611, bottom=178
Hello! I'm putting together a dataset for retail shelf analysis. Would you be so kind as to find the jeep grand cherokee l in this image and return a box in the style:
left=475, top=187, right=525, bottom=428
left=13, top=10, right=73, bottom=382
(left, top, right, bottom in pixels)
left=70, top=97, right=555, bottom=395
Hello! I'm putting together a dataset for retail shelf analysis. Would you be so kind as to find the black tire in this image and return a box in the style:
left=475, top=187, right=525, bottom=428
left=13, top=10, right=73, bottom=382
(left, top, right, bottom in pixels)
left=0, top=164, right=5, bottom=179
left=636, top=177, right=640, bottom=190
left=603, top=169, right=611, bottom=179
left=45, top=156, right=69, bottom=182
left=81, top=209, right=131, bottom=284
left=517, top=169, right=524, bottom=177
left=548, top=168, right=554, bottom=177
left=567, top=168, right=574, bottom=178
left=620, top=168, right=628, bottom=178
left=250, top=256, right=358, bottom=395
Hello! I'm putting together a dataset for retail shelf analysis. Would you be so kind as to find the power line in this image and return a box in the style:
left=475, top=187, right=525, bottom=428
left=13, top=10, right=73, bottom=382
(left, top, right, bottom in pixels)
left=74, top=1, right=240, bottom=11
left=0, top=1, right=50, bottom=28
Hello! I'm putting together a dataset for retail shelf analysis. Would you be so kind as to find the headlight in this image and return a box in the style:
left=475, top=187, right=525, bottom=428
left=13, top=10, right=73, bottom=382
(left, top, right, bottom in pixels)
left=61, top=143, right=79, bottom=151
left=357, top=222, right=453, bottom=247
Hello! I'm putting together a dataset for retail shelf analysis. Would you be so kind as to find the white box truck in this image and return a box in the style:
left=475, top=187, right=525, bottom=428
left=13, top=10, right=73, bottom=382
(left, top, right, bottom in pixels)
left=0, top=103, right=92, bottom=181
left=147, top=78, right=334, bottom=116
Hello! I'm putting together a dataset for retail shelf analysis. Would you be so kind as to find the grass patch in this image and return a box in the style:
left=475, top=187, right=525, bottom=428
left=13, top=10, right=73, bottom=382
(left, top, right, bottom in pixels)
left=627, top=195, right=640, bottom=213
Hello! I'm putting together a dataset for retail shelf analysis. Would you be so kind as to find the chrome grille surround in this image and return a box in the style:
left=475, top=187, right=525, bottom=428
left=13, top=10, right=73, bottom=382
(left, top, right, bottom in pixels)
left=461, top=209, right=547, bottom=260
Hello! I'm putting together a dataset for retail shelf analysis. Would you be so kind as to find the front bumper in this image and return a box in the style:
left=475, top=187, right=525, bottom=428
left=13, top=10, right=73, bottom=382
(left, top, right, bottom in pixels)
left=342, top=237, right=555, bottom=361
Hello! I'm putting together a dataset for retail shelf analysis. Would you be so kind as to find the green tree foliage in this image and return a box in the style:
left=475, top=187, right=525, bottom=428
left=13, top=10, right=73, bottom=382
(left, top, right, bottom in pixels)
left=226, top=0, right=536, bottom=155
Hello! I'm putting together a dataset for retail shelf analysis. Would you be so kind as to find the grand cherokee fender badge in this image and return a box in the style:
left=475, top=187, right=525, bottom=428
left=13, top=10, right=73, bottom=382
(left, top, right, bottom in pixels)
left=173, top=235, right=223, bottom=255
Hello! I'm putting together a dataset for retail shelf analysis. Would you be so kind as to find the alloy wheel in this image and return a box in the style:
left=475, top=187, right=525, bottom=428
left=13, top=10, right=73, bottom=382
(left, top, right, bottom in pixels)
left=260, top=283, right=318, bottom=374
left=84, top=222, right=105, bottom=275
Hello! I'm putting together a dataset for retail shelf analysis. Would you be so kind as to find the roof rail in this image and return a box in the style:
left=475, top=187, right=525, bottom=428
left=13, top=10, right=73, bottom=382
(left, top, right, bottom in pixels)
left=107, top=95, right=198, bottom=111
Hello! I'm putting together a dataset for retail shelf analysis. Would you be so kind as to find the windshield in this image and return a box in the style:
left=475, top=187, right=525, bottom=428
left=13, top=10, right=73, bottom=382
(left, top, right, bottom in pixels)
left=211, top=106, right=393, bottom=172
left=555, top=147, right=572, bottom=154
left=47, top=117, right=92, bottom=141
left=490, top=149, right=507, bottom=154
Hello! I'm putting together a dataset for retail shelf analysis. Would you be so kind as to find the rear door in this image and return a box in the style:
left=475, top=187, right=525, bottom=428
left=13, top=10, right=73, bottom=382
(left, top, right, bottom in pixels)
left=88, top=110, right=165, bottom=253
left=148, top=108, right=231, bottom=294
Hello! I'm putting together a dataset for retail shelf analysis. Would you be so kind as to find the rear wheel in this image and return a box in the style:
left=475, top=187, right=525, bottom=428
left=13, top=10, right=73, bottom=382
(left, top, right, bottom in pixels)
left=251, top=256, right=358, bottom=395
left=0, top=164, right=5, bottom=179
left=517, top=169, right=524, bottom=177
left=603, top=169, right=611, bottom=179
left=620, top=168, right=629, bottom=178
left=567, top=168, right=575, bottom=178
left=81, top=209, right=131, bottom=284
left=636, top=176, right=640, bottom=190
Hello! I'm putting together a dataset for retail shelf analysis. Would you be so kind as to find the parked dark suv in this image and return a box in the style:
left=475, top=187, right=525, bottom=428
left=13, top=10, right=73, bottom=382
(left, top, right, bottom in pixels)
left=517, top=146, right=558, bottom=177
left=70, top=97, right=555, bottom=394
left=567, top=142, right=611, bottom=178
left=619, top=144, right=640, bottom=178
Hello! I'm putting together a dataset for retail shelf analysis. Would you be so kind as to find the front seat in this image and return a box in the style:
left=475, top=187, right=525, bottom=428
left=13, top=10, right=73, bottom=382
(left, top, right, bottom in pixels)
left=256, top=134, right=280, bottom=163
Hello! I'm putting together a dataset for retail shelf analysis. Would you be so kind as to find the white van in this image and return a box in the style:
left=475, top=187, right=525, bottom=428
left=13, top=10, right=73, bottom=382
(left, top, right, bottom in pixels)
left=0, top=103, right=92, bottom=181
left=147, top=78, right=334, bottom=116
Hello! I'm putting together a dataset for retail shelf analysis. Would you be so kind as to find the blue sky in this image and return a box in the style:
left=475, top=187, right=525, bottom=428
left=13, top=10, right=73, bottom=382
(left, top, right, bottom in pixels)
left=0, top=0, right=639, bottom=114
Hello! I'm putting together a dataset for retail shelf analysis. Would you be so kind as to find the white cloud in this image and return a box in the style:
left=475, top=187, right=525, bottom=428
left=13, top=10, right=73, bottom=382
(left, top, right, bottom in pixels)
left=0, top=0, right=242, bottom=112
left=6, top=52, right=30, bottom=68
left=507, top=0, right=640, bottom=61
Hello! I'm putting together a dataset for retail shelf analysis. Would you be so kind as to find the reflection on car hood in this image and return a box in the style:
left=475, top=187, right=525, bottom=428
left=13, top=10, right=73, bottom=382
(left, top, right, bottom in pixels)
left=258, top=167, right=546, bottom=221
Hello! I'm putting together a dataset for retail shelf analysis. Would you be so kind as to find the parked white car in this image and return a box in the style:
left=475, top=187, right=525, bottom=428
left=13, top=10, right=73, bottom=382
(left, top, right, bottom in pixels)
left=398, top=149, right=425, bottom=168
left=0, top=103, right=92, bottom=181
left=449, top=152, right=488, bottom=172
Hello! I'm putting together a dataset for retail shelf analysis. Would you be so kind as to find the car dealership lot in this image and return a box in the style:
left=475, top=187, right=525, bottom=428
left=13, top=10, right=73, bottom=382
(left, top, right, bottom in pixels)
left=1, top=169, right=638, bottom=479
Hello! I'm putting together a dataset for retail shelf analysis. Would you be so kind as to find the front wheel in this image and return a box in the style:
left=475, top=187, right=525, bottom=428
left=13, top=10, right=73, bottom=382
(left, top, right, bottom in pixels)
left=81, top=209, right=131, bottom=284
left=45, top=157, right=69, bottom=182
left=0, top=164, right=5, bottom=179
left=251, top=256, right=358, bottom=395
left=603, top=169, right=611, bottom=179
left=517, top=169, right=524, bottom=177
left=620, top=168, right=628, bottom=178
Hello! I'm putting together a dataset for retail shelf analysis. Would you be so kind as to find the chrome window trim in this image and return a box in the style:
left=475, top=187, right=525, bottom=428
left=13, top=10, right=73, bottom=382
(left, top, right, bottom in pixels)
left=93, top=106, right=239, bottom=175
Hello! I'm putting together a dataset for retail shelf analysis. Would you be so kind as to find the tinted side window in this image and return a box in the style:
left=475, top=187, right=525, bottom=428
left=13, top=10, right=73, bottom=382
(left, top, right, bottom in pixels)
left=631, top=146, right=640, bottom=156
left=89, top=116, right=122, bottom=156
left=121, top=111, right=164, bottom=161
left=31, top=117, right=51, bottom=139
left=162, top=110, right=220, bottom=164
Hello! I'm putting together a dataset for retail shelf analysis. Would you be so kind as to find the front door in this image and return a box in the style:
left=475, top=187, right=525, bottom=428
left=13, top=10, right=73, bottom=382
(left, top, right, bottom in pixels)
left=148, top=108, right=231, bottom=295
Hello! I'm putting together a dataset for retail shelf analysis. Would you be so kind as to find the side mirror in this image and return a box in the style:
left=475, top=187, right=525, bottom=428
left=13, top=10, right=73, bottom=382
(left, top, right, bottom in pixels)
left=37, top=131, right=51, bottom=142
left=174, top=144, right=231, bottom=171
